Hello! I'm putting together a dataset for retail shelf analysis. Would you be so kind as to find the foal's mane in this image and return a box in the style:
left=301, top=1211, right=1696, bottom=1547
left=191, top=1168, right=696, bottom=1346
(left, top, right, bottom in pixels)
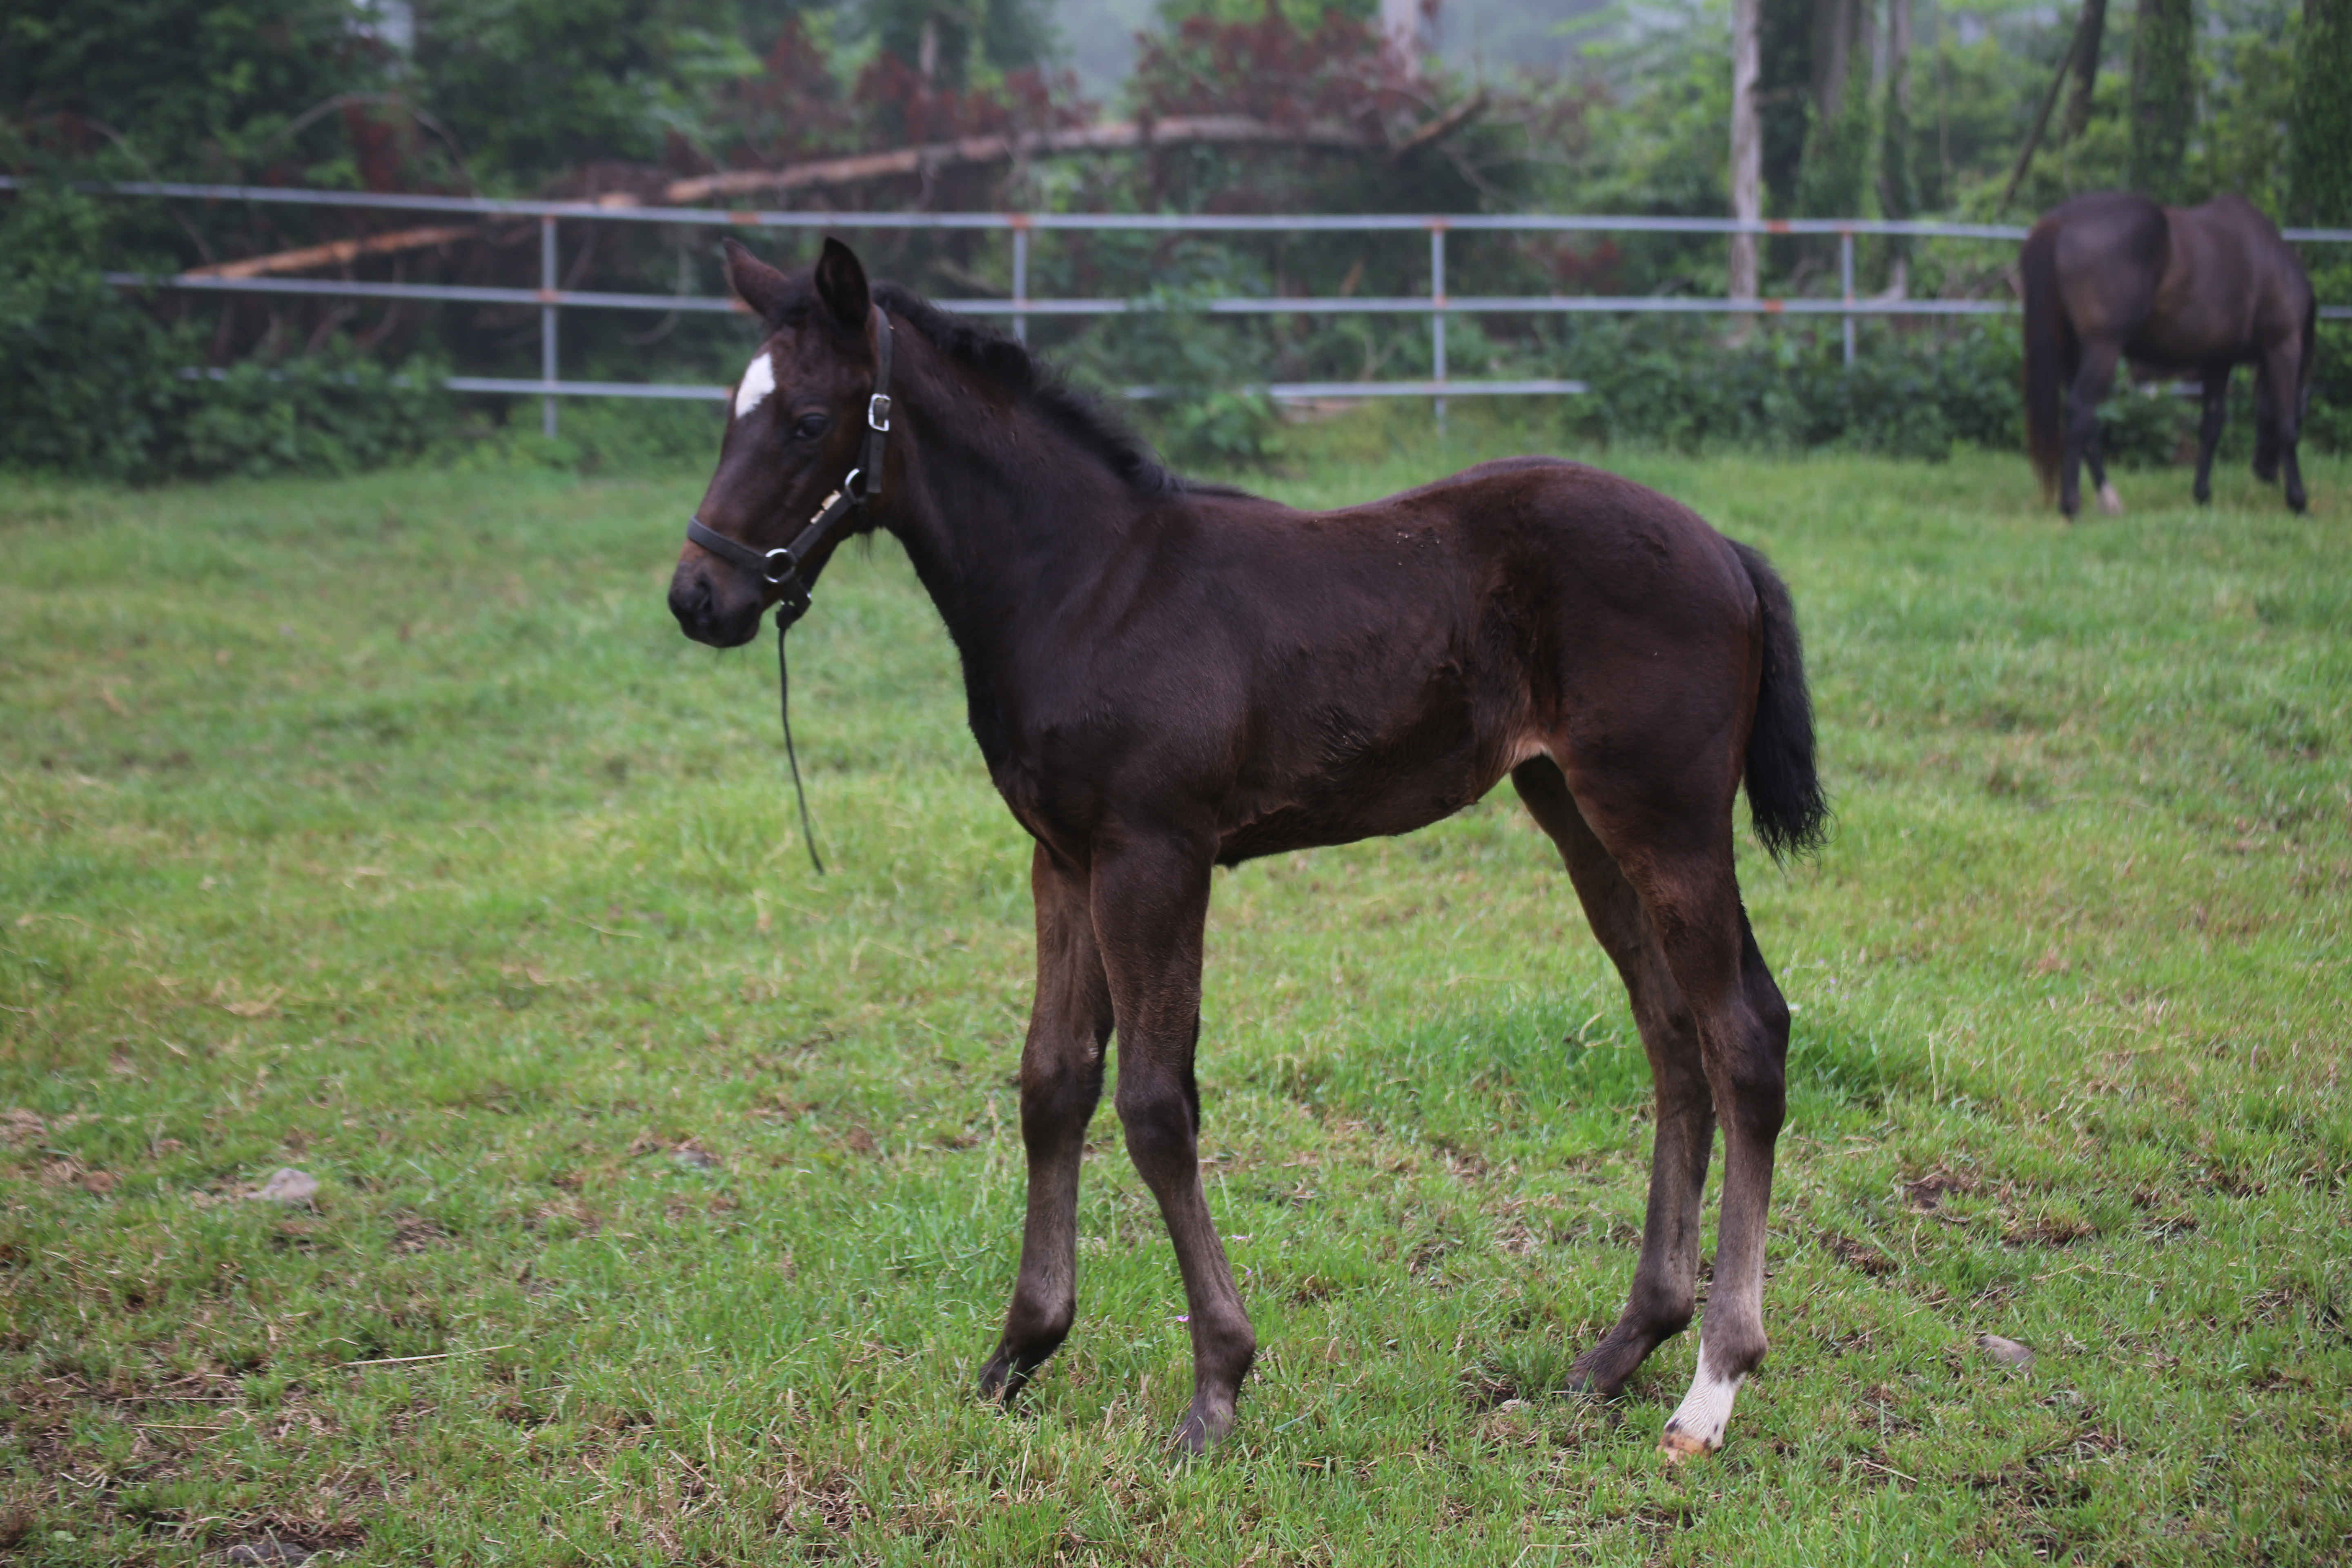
left=766, top=277, right=1238, bottom=502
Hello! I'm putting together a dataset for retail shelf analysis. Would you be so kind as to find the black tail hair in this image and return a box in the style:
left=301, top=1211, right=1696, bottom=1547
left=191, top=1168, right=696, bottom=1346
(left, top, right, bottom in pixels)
left=1732, top=541, right=1829, bottom=861
left=2020, top=218, right=2067, bottom=498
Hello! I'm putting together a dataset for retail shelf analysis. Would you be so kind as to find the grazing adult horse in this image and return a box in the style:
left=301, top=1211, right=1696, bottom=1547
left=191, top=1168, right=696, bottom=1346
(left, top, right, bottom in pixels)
left=669, top=238, right=1829, bottom=1458
left=2022, top=191, right=2316, bottom=517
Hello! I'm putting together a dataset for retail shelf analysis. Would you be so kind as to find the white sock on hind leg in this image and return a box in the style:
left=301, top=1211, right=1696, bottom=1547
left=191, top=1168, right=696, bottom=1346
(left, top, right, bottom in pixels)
left=1661, top=1341, right=1743, bottom=1458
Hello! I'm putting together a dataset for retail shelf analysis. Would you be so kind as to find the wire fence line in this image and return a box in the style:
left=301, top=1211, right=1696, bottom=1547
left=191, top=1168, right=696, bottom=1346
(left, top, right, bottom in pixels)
left=15, top=176, right=2351, bottom=435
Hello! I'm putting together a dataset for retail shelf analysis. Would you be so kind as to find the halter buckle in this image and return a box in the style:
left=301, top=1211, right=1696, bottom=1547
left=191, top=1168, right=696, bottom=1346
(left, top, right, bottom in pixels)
left=867, top=393, right=892, bottom=432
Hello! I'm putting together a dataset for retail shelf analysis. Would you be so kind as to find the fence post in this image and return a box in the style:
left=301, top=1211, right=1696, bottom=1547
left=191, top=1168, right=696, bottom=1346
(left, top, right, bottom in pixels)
left=1430, top=222, right=1448, bottom=433
left=1839, top=228, right=1855, bottom=367
left=540, top=216, right=559, bottom=438
left=1011, top=219, right=1029, bottom=345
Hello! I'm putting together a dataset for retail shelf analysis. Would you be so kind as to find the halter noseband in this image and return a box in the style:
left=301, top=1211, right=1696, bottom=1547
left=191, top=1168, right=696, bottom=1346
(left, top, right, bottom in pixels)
left=684, top=305, right=895, bottom=630
left=680, top=306, right=895, bottom=875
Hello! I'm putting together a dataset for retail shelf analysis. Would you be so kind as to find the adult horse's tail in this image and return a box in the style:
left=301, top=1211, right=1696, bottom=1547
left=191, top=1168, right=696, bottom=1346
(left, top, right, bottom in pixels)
left=1732, top=542, right=1829, bottom=861
left=2020, top=218, right=2067, bottom=497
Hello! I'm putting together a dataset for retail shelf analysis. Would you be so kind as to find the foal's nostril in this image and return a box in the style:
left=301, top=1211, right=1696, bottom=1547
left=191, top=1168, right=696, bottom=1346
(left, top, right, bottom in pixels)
left=668, top=574, right=712, bottom=631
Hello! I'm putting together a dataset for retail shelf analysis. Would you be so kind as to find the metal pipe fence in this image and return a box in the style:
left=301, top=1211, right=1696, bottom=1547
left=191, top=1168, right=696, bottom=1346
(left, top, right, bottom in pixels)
left=15, top=176, right=2351, bottom=429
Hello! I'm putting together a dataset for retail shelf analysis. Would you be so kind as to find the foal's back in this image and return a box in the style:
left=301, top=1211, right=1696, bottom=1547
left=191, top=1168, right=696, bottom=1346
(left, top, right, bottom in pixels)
left=1111, top=456, right=1758, bottom=864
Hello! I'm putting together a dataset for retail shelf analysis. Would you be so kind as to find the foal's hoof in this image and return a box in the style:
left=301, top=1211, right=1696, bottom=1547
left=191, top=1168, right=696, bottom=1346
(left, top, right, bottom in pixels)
left=1172, top=1396, right=1237, bottom=1455
left=1659, top=1428, right=1718, bottom=1464
left=977, top=1352, right=1030, bottom=1403
left=2097, top=483, right=2124, bottom=516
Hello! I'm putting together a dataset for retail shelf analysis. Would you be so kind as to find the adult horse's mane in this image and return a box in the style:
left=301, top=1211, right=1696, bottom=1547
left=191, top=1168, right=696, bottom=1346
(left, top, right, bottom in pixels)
left=758, top=270, right=1242, bottom=503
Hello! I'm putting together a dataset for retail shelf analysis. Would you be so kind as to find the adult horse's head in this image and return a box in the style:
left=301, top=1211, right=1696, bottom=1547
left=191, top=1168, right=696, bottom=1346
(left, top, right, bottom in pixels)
left=669, top=236, right=885, bottom=648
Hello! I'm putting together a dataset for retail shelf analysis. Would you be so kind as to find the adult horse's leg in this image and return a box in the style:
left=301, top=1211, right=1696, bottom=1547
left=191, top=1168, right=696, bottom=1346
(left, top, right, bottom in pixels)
left=2253, top=377, right=2280, bottom=485
left=2192, top=366, right=2232, bottom=505
left=1513, top=760, right=1713, bottom=1397
left=2064, top=338, right=2124, bottom=518
left=980, top=844, right=1115, bottom=1401
left=1091, top=834, right=1255, bottom=1452
left=2259, top=340, right=2309, bottom=514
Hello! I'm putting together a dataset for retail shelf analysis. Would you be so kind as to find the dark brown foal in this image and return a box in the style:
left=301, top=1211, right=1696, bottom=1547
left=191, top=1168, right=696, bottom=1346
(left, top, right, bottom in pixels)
left=668, top=238, right=1827, bottom=1457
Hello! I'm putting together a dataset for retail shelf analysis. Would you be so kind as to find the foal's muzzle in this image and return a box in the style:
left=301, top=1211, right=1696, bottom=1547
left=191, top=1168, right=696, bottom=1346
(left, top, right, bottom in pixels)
left=667, top=559, right=766, bottom=648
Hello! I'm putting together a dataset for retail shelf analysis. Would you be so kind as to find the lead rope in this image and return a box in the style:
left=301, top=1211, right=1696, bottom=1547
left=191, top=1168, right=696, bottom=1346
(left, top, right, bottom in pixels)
left=777, top=618, right=825, bottom=876
left=686, top=306, right=893, bottom=879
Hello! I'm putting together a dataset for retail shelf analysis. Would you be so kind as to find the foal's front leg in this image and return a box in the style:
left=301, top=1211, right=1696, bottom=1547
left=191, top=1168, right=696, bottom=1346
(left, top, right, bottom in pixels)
left=1092, top=834, right=1256, bottom=1452
left=980, top=844, right=1114, bottom=1401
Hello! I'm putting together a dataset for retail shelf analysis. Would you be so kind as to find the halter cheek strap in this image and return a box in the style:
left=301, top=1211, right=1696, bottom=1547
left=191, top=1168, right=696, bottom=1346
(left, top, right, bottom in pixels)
left=685, top=306, right=895, bottom=630
left=682, top=306, right=896, bottom=876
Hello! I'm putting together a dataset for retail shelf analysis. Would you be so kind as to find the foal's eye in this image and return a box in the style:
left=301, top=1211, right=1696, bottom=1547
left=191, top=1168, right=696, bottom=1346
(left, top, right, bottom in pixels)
left=791, top=412, right=831, bottom=441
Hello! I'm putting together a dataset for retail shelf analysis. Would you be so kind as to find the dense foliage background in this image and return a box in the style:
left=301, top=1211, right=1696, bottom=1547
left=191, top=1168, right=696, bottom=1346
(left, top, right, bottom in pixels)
left=1, top=0, right=2344, bottom=475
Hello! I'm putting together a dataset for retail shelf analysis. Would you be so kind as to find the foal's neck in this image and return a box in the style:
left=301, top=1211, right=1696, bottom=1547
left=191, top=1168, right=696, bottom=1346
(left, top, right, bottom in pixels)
left=881, top=356, right=1152, bottom=651
left=875, top=349, right=1166, bottom=767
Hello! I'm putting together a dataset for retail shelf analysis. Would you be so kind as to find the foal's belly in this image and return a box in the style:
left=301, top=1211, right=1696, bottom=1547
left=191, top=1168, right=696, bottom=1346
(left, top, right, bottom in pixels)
left=1211, top=731, right=1519, bottom=865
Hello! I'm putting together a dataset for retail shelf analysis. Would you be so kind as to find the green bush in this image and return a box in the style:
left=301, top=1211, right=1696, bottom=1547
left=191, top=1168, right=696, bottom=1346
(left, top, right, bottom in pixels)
left=1059, top=263, right=1285, bottom=470
left=0, top=186, right=180, bottom=479
left=1534, top=318, right=2216, bottom=465
left=175, top=350, right=453, bottom=480
left=0, top=186, right=451, bottom=482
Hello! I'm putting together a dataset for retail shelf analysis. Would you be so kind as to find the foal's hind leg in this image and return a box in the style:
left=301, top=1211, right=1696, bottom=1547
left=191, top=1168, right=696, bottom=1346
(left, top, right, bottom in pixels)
left=1513, top=761, right=1713, bottom=1398
left=980, top=844, right=1114, bottom=1401
left=1542, top=768, right=1791, bottom=1459
left=1657, top=907, right=1791, bottom=1459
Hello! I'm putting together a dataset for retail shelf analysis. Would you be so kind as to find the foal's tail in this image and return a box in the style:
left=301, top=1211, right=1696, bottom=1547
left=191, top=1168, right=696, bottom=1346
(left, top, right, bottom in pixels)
left=2021, top=218, right=2067, bottom=498
left=1732, top=541, right=1829, bottom=861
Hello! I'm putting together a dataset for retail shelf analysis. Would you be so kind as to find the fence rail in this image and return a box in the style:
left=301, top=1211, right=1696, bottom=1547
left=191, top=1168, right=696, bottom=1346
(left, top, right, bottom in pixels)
left=13, top=176, right=2349, bottom=433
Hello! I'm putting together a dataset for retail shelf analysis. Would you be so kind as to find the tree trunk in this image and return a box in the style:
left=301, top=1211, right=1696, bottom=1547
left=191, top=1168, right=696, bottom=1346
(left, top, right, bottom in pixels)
left=1812, top=0, right=1856, bottom=123
left=1802, top=0, right=1871, bottom=215
left=2290, top=0, right=2352, bottom=223
left=1880, top=0, right=1914, bottom=284
left=2061, top=0, right=2107, bottom=142
left=2128, top=0, right=2193, bottom=203
left=1760, top=0, right=1814, bottom=216
left=1732, top=0, right=1763, bottom=304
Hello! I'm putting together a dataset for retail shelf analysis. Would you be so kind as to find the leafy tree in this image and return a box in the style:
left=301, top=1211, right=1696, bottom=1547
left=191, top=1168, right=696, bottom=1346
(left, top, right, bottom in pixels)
left=0, top=0, right=391, bottom=180
left=2289, top=0, right=2352, bottom=223
left=862, top=0, right=1056, bottom=90
left=412, top=0, right=758, bottom=186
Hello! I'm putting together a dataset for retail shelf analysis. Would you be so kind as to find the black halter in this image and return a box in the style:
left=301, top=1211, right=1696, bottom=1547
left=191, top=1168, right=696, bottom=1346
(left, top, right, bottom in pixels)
left=683, top=307, right=895, bottom=875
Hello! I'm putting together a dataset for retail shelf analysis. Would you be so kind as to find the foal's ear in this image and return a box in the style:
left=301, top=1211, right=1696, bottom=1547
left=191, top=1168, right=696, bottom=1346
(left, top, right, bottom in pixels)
left=813, top=237, right=872, bottom=336
left=722, top=239, right=792, bottom=322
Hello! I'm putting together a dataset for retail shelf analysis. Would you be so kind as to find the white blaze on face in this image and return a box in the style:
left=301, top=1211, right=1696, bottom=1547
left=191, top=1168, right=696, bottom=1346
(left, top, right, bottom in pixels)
left=733, top=350, right=777, bottom=420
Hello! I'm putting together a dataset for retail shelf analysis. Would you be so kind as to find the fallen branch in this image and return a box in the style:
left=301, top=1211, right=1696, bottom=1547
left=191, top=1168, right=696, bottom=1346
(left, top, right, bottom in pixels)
left=1388, top=90, right=1489, bottom=159
left=657, top=112, right=1421, bottom=206
left=186, top=224, right=480, bottom=279
left=185, top=107, right=1486, bottom=277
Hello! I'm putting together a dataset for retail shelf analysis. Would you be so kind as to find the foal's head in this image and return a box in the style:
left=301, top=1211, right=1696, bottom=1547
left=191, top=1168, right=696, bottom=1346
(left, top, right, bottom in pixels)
left=668, top=237, right=883, bottom=649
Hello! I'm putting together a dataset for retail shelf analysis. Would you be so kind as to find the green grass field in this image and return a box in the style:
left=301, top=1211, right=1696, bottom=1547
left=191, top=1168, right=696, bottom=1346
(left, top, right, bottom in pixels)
left=3, top=420, right=2348, bottom=1566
